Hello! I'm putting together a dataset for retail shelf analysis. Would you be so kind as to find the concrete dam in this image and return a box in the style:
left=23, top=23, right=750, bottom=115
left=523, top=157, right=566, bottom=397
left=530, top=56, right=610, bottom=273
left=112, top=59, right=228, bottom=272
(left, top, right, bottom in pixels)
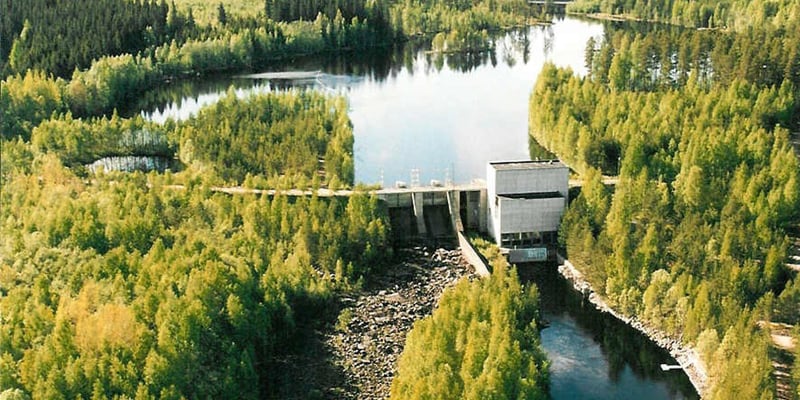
left=377, top=160, right=569, bottom=264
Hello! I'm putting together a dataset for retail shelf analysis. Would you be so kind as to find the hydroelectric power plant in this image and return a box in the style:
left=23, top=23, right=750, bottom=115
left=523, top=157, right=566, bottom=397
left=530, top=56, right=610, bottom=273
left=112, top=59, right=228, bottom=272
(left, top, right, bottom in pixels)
left=377, top=160, right=568, bottom=263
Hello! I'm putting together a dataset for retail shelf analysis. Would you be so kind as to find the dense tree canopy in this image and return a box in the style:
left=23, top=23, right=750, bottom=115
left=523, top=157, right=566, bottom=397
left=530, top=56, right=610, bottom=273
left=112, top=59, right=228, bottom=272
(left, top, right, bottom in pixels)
left=30, top=113, right=171, bottom=167
left=394, top=0, right=532, bottom=52
left=265, top=0, right=387, bottom=25
left=173, top=90, right=354, bottom=187
left=567, top=0, right=800, bottom=30
left=0, top=70, right=67, bottom=141
left=391, top=260, right=549, bottom=400
left=1, top=0, right=169, bottom=78
left=582, top=25, right=800, bottom=93
left=18, top=87, right=356, bottom=190
left=0, top=89, right=389, bottom=399
left=531, top=20, right=800, bottom=399
left=0, top=0, right=538, bottom=144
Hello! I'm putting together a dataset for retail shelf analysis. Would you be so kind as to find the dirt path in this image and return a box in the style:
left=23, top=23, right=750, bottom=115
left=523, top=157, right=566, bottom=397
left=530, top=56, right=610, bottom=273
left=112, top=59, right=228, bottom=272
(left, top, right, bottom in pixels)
left=758, top=321, right=796, bottom=400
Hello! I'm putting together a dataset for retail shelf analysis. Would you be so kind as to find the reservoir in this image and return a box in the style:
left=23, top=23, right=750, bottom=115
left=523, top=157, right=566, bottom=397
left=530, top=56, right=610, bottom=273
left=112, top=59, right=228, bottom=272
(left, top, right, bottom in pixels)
left=136, top=17, right=600, bottom=185
left=133, top=16, right=699, bottom=398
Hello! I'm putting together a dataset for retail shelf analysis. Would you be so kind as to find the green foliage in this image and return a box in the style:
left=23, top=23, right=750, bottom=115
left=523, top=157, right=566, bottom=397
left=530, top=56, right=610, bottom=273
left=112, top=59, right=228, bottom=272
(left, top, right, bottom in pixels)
left=175, top=90, right=354, bottom=186
left=67, top=54, right=155, bottom=117
left=391, top=264, right=549, bottom=400
left=567, top=0, right=800, bottom=30
left=0, top=70, right=67, bottom=140
left=30, top=113, right=171, bottom=166
left=217, top=3, right=228, bottom=25
left=168, top=0, right=262, bottom=25
left=393, top=0, right=532, bottom=52
left=583, top=27, right=800, bottom=91
left=336, top=308, right=353, bottom=332
left=0, top=80, right=393, bottom=398
left=265, top=0, right=389, bottom=28
left=1, top=12, right=393, bottom=129
left=1, top=0, right=538, bottom=141
left=1, top=0, right=169, bottom=78
left=13, top=85, right=354, bottom=189
left=708, top=317, right=773, bottom=399
left=0, top=138, right=34, bottom=178
left=0, top=163, right=389, bottom=399
left=531, top=18, right=800, bottom=399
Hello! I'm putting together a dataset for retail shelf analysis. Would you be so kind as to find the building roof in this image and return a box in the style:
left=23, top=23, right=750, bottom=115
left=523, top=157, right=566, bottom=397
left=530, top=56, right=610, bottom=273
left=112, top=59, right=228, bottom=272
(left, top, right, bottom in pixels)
left=489, top=160, right=567, bottom=171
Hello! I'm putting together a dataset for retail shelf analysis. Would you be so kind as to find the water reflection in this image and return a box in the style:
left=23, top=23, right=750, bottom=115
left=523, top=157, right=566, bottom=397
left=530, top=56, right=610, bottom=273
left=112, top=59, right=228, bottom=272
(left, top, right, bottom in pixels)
left=124, top=16, right=701, bottom=398
left=520, top=265, right=699, bottom=400
left=131, top=17, right=605, bottom=185
left=86, top=156, right=175, bottom=173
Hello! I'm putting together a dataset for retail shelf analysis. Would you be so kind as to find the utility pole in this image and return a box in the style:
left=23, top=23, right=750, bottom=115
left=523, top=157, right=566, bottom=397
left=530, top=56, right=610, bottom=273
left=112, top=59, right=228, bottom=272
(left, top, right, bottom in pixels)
left=410, top=168, right=420, bottom=187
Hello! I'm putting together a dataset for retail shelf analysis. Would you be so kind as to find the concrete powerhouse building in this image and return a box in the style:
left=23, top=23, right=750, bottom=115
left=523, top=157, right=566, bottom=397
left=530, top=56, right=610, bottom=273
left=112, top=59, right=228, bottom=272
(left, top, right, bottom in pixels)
left=486, top=160, right=569, bottom=262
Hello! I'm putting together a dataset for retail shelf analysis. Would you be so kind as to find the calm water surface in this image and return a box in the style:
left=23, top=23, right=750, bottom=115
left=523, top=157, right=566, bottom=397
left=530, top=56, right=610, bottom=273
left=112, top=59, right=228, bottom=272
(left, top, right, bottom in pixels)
left=134, top=16, right=698, bottom=398
left=521, top=266, right=698, bottom=399
left=138, top=17, right=602, bottom=185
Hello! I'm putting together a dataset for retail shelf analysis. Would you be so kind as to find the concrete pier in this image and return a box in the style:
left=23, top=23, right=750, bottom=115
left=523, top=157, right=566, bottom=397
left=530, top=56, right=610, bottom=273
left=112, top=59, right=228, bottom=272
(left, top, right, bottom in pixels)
left=411, top=192, right=427, bottom=237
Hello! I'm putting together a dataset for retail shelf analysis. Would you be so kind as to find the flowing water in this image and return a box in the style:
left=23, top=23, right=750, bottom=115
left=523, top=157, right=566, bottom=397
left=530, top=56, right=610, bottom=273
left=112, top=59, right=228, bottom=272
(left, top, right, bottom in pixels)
left=521, top=265, right=698, bottom=399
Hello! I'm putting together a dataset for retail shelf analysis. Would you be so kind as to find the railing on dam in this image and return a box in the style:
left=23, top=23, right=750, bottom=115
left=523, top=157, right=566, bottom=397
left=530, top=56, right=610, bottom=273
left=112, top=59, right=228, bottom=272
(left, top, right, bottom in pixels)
left=163, top=182, right=533, bottom=277
left=184, top=175, right=611, bottom=200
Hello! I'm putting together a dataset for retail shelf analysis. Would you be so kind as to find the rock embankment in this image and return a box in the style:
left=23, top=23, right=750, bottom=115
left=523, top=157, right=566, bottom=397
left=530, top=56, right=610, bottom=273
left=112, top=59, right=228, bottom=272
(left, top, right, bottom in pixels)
left=326, top=247, right=476, bottom=400
left=557, top=258, right=709, bottom=397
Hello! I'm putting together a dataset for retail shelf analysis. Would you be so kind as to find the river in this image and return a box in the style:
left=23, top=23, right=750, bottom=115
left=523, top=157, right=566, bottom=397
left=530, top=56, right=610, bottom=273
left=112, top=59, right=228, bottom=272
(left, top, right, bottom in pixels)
left=521, top=265, right=698, bottom=399
left=132, top=16, right=698, bottom=398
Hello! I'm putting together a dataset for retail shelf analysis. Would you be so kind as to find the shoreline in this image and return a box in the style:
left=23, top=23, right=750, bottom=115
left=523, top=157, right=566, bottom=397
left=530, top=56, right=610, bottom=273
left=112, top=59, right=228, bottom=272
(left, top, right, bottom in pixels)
left=570, top=11, right=730, bottom=32
left=556, top=255, right=709, bottom=397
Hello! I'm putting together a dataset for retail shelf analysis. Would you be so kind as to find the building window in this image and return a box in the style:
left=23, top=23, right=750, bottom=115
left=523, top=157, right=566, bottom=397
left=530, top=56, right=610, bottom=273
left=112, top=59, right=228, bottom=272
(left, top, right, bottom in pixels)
left=499, top=231, right=559, bottom=248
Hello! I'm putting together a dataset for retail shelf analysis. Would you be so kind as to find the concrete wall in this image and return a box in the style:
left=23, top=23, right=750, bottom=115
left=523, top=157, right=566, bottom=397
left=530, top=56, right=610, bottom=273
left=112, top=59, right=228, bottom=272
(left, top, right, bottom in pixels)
left=479, top=188, right=488, bottom=233
left=380, top=192, right=413, bottom=208
left=498, top=197, right=565, bottom=234
left=457, top=231, right=491, bottom=277
left=508, top=247, right=549, bottom=263
left=494, top=166, right=568, bottom=198
left=380, top=188, right=485, bottom=240
left=486, top=164, right=499, bottom=241
left=487, top=161, right=569, bottom=246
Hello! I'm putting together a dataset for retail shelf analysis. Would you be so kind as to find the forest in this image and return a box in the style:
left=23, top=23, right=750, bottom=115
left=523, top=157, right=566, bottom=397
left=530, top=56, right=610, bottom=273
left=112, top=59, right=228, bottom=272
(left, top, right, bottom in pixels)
left=0, top=0, right=535, bottom=132
left=169, top=90, right=355, bottom=187
left=14, top=88, right=353, bottom=190
left=0, top=1, right=552, bottom=398
left=530, top=7, right=800, bottom=400
left=0, top=86, right=393, bottom=398
left=1, top=0, right=169, bottom=78
left=391, top=259, right=549, bottom=399
left=11, top=0, right=800, bottom=397
left=567, top=0, right=800, bottom=30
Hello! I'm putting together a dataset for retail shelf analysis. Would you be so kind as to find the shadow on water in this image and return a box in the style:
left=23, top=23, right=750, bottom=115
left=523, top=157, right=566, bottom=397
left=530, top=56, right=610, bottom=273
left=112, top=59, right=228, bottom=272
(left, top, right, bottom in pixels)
left=518, top=263, right=699, bottom=400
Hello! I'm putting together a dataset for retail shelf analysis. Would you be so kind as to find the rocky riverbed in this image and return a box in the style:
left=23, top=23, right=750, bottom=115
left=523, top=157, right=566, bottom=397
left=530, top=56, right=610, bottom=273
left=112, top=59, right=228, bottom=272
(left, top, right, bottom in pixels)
left=324, top=246, right=476, bottom=399
left=557, top=258, right=709, bottom=397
